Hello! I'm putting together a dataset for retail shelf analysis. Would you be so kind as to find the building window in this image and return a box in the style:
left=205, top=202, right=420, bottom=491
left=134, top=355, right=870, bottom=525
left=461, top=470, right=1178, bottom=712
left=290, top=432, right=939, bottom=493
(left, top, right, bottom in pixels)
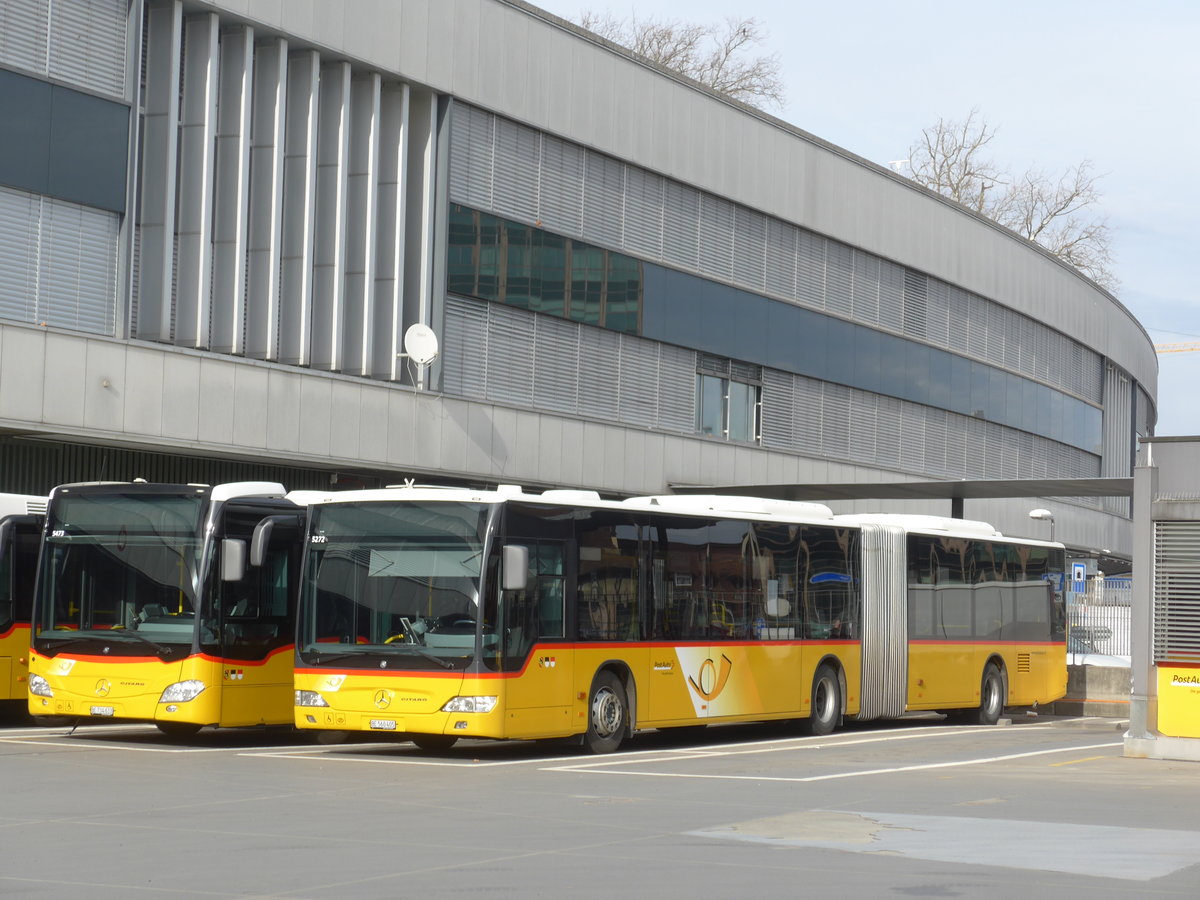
left=447, top=204, right=642, bottom=334
left=697, top=355, right=761, bottom=442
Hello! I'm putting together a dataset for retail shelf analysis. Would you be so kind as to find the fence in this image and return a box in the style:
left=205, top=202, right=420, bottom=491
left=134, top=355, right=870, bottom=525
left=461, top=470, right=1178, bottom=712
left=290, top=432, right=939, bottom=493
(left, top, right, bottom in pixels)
left=1066, top=576, right=1131, bottom=661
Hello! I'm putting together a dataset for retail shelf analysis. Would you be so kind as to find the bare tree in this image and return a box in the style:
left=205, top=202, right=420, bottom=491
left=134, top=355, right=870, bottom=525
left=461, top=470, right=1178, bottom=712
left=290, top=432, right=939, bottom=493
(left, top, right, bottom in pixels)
left=904, top=109, right=1116, bottom=290
left=577, top=10, right=784, bottom=111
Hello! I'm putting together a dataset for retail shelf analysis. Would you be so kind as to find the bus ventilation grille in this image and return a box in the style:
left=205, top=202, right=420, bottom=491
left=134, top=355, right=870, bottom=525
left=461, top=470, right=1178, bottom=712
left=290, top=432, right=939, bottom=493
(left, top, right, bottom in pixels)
left=1017, top=653, right=1032, bottom=673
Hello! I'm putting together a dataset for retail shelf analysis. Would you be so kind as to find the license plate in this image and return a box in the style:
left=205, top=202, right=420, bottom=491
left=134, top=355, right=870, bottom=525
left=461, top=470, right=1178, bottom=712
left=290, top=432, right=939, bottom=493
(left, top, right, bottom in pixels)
left=368, top=719, right=397, bottom=730
left=90, top=706, right=115, bottom=717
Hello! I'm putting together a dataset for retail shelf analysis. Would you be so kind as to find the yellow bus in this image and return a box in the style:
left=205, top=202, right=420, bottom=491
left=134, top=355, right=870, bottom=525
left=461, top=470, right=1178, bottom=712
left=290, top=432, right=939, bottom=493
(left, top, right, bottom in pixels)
left=28, top=481, right=308, bottom=735
left=292, top=486, right=1066, bottom=752
left=0, top=494, right=48, bottom=706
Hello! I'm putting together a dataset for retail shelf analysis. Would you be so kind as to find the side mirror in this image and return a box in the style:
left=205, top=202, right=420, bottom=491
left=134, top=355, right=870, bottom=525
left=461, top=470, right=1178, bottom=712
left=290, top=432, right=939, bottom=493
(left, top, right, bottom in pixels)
left=502, top=544, right=529, bottom=592
left=221, top=539, right=247, bottom=582
left=250, top=514, right=301, bottom=566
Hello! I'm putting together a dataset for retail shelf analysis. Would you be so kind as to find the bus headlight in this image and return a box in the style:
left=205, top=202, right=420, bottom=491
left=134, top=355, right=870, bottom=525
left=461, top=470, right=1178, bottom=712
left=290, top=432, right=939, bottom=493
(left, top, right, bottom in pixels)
left=441, top=696, right=497, bottom=714
left=295, top=690, right=330, bottom=707
left=159, top=680, right=206, bottom=703
left=28, top=674, right=53, bottom=698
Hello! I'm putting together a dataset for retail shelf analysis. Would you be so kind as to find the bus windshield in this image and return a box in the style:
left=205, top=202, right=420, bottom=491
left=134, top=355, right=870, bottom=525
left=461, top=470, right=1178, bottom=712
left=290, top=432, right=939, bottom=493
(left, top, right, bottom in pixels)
left=298, top=501, right=490, bottom=671
left=34, top=491, right=205, bottom=654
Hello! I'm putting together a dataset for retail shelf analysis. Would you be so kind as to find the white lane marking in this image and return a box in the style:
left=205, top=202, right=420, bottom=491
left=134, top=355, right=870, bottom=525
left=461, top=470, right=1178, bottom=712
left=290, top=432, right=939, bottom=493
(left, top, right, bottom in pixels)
left=0, top=736, right=334, bottom=753
left=238, top=723, right=1071, bottom=769
left=545, top=741, right=1124, bottom=781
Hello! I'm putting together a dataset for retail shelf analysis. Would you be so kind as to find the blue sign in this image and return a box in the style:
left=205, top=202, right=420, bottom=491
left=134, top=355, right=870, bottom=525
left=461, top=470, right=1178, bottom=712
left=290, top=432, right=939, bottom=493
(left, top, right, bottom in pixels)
left=1072, top=562, right=1087, bottom=586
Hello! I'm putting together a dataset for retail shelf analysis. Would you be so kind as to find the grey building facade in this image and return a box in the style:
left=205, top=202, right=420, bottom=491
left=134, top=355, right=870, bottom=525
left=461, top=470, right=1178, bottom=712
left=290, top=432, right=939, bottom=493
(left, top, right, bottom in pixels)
left=0, top=0, right=1156, bottom=559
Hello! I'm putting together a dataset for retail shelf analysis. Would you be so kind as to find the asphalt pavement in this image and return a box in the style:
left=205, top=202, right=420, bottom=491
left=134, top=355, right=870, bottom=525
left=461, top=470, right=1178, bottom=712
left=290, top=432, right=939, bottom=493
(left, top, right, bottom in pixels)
left=0, top=710, right=1194, bottom=899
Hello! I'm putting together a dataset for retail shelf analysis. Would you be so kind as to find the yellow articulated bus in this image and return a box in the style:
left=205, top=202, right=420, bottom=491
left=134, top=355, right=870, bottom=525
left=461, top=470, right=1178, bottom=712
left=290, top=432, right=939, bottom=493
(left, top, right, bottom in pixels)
left=292, top=486, right=1066, bottom=753
left=28, top=481, right=310, bottom=735
left=0, top=494, right=48, bottom=706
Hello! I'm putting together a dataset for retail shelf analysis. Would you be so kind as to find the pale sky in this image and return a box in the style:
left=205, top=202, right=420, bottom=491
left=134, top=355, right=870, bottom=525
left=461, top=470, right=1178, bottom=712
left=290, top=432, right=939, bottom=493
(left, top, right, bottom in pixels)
left=537, top=0, right=1200, bottom=436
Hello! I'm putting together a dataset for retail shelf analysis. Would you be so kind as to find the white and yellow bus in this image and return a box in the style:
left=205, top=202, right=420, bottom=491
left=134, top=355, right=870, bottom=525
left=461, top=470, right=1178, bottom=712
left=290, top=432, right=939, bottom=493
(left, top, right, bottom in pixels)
left=29, top=481, right=309, bottom=735
left=292, top=486, right=1066, bottom=752
left=0, top=494, right=48, bottom=706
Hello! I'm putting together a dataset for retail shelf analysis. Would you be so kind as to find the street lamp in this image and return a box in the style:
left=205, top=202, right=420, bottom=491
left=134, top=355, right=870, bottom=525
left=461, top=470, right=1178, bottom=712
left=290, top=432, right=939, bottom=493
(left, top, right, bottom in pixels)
left=1028, top=508, right=1056, bottom=543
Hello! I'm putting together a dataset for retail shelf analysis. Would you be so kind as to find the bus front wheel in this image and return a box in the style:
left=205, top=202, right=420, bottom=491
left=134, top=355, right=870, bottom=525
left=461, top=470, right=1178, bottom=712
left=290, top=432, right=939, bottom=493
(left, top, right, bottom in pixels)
left=976, top=663, right=1005, bottom=726
left=584, top=670, right=628, bottom=754
left=806, top=664, right=841, bottom=736
left=155, top=722, right=203, bottom=738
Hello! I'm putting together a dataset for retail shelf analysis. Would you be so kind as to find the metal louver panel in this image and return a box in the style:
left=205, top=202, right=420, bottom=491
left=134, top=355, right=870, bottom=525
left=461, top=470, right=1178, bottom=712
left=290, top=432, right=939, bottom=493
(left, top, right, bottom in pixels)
left=577, top=327, right=620, bottom=421
left=0, top=0, right=48, bottom=74
left=582, top=151, right=624, bottom=250
left=824, top=242, right=853, bottom=316
left=1154, top=522, right=1200, bottom=663
left=697, top=195, right=734, bottom=281
left=849, top=392, right=877, bottom=462
left=857, top=523, right=907, bottom=720
left=764, top=218, right=796, bottom=301
left=902, top=270, right=927, bottom=338
left=49, top=0, right=128, bottom=97
left=732, top=206, right=766, bottom=291
left=485, top=303, right=534, bottom=405
left=41, top=201, right=118, bottom=334
left=494, top=117, right=539, bottom=225
left=821, top=382, right=850, bottom=457
left=623, top=168, right=663, bottom=260
left=448, top=103, right=495, bottom=212
left=0, top=187, right=38, bottom=324
left=795, top=229, right=826, bottom=310
left=851, top=251, right=879, bottom=325
left=531, top=314, right=580, bottom=413
left=758, top=370, right=795, bottom=452
left=442, top=296, right=488, bottom=398
left=875, top=397, right=902, bottom=468
left=538, top=135, right=584, bottom=237
left=661, top=181, right=699, bottom=271
left=617, top=336, right=660, bottom=427
left=657, top=343, right=698, bottom=433
left=877, top=259, right=904, bottom=333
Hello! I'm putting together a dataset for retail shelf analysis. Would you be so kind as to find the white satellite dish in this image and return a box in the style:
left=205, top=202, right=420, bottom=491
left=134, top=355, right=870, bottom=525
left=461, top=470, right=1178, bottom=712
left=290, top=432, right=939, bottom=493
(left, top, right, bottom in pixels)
left=402, top=323, right=439, bottom=366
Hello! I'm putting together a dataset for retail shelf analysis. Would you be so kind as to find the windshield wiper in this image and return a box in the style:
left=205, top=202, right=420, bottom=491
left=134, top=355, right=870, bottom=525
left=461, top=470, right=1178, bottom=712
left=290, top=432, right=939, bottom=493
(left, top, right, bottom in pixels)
left=114, top=628, right=176, bottom=657
left=38, top=630, right=177, bottom=657
left=308, top=645, right=455, bottom=669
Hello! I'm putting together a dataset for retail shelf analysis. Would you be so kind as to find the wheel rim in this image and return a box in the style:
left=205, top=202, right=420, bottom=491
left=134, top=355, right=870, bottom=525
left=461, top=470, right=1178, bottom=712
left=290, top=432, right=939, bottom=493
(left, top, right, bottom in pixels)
left=814, top=676, right=834, bottom=721
left=983, top=674, right=1001, bottom=715
left=591, top=685, right=623, bottom=738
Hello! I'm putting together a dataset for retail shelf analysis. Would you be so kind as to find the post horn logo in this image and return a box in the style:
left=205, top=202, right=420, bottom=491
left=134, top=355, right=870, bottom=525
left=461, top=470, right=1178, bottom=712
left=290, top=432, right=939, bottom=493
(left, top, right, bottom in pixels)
left=688, top=654, right=733, bottom=702
left=94, top=679, right=111, bottom=697
left=373, top=689, right=392, bottom=709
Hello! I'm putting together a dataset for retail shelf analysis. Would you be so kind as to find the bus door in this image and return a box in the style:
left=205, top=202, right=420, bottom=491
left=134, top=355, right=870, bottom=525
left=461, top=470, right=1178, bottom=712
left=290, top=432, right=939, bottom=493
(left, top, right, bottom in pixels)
left=497, top=540, right=573, bottom=736
left=0, top=515, right=40, bottom=700
left=214, top=511, right=302, bottom=726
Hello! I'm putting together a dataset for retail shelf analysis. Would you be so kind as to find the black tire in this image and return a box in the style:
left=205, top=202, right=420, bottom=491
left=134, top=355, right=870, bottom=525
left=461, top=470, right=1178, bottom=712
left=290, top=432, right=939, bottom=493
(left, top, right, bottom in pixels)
left=410, top=734, right=459, bottom=751
left=806, top=664, right=841, bottom=736
left=155, top=721, right=203, bottom=737
left=584, top=670, right=629, bottom=754
left=976, top=663, right=1005, bottom=726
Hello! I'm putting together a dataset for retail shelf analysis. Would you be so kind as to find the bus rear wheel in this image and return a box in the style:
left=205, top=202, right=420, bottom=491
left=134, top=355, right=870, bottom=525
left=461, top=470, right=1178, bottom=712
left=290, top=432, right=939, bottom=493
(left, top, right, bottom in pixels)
left=410, top=734, right=459, bottom=751
left=584, top=670, right=628, bottom=754
left=806, top=664, right=840, bottom=736
left=976, top=663, right=1005, bottom=726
